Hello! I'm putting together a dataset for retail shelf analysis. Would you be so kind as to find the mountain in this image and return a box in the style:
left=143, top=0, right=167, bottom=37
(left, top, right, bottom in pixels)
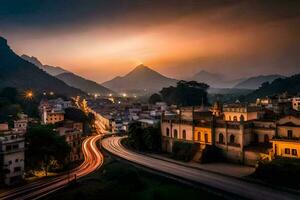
left=0, top=37, right=83, bottom=96
left=56, top=72, right=113, bottom=95
left=245, top=74, right=300, bottom=101
left=102, top=64, right=177, bottom=93
left=234, top=75, right=285, bottom=89
left=21, top=54, right=68, bottom=76
left=190, top=70, right=244, bottom=88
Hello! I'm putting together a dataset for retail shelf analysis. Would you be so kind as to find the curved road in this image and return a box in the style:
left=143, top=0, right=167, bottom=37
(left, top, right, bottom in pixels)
left=102, top=136, right=300, bottom=200
left=0, top=134, right=103, bottom=200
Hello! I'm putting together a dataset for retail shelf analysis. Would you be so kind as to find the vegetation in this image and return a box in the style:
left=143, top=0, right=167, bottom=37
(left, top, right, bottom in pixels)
left=171, top=141, right=198, bottom=162
left=252, top=158, right=300, bottom=189
left=43, top=158, right=222, bottom=200
left=159, top=80, right=209, bottom=106
left=0, top=87, right=39, bottom=123
left=127, top=122, right=161, bottom=152
left=26, top=125, right=71, bottom=176
left=64, top=107, right=95, bottom=134
left=244, top=74, right=300, bottom=101
left=200, top=146, right=224, bottom=163
left=148, top=93, right=162, bottom=104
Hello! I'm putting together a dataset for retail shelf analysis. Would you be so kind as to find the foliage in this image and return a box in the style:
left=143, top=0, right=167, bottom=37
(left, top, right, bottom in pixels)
left=200, top=146, right=224, bottom=163
left=160, top=80, right=209, bottom=106
left=0, top=87, right=39, bottom=122
left=244, top=74, right=300, bottom=101
left=64, top=107, right=87, bottom=122
left=127, top=122, right=161, bottom=152
left=26, top=125, right=70, bottom=176
left=148, top=93, right=162, bottom=104
left=252, top=157, right=300, bottom=189
left=171, top=141, right=198, bottom=162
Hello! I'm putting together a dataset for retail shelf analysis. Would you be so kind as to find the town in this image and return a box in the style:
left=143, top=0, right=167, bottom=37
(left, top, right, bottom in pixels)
left=1, top=1, right=300, bottom=200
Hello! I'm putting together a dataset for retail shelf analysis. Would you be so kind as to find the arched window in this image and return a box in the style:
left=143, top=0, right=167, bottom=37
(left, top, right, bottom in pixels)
left=182, top=130, right=186, bottom=139
left=233, top=116, right=238, bottom=121
left=174, top=129, right=178, bottom=139
left=230, top=134, right=235, bottom=143
left=204, top=133, right=208, bottom=143
left=166, top=128, right=170, bottom=137
left=264, top=134, right=269, bottom=143
left=198, top=132, right=201, bottom=141
left=240, top=115, right=245, bottom=122
left=219, top=133, right=224, bottom=144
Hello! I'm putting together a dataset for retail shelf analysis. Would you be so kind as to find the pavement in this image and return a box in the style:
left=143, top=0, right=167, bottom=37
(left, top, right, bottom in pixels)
left=102, top=136, right=300, bottom=200
left=146, top=153, right=255, bottom=178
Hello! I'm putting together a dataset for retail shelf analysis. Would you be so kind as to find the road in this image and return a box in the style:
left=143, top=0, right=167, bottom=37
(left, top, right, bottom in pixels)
left=102, top=136, right=300, bottom=200
left=0, top=134, right=103, bottom=200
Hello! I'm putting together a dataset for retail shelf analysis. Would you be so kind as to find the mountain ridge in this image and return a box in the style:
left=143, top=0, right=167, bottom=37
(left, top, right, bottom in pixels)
left=0, top=36, right=84, bottom=96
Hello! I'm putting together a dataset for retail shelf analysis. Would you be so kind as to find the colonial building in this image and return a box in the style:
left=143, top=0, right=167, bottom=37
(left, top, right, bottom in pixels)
left=161, top=102, right=300, bottom=166
left=271, top=115, right=300, bottom=158
left=0, top=124, right=25, bottom=185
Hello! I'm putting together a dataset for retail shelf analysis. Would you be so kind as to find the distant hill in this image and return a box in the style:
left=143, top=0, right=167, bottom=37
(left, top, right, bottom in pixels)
left=21, top=54, right=68, bottom=76
left=234, top=75, right=285, bottom=89
left=0, top=37, right=83, bottom=96
left=102, top=64, right=178, bottom=93
left=56, top=72, right=113, bottom=95
left=245, top=74, right=300, bottom=101
left=190, top=70, right=243, bottom=88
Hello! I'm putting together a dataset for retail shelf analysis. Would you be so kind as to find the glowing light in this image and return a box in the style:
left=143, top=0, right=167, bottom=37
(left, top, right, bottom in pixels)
left=25, top=91, right=34, bottom=99
left=50, top=91, right=54, bottom=96
left=109, top=93, right=113, bottom=97
left=122, top=93, right=127, bottom=97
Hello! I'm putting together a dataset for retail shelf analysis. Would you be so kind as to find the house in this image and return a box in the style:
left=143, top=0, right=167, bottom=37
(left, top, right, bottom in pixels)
left=0, top=124, right=25, bottom=185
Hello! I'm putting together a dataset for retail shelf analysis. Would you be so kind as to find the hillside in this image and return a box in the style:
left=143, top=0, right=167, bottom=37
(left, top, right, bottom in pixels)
left=21, top=54, right=68, bottom=76
left=190, top=70, right=243, bottom=88
left=56, top=72, right=113, bottom=95
left=102, top=64, right=178, bottom=93
left=0, top=37, right=84, bottom=96
left=234, top=75, right=285, bottom=89
left=245, top=74, right=300, bottom=101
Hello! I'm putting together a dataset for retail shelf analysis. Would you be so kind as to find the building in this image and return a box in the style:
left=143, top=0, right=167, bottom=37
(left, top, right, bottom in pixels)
left=57, top=122, right=83, bottom=162
left=271, top=115, right=300, bottom=158
left=161, top=104, right=276, bottom=166
left=223, top=103, right=263, bottom=122
left=13, top=114, right=28, bottom=134
left=292, top=97, right=300, bottom=111
left=0, top=124, right=25, bottom=185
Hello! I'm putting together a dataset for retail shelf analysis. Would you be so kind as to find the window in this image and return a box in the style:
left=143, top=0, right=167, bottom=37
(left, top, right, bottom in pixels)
left=204, top=133, right=208, bottom=143
left=182, top=130, right=186, bottom=139
left=198, top=132, right=201, bottom=141
left=264, top=135, right=269, bottom=143
left=285, top=148, right=290, bottom=154
left=233, top=116, right=238, bottom=121
left=230, top=135, right=235, bottom=143
left=219, top=133, right=224, bottom=144
left=288, top=130, right=293, bottom=139
left=229, top=116, right=232, bottom=121
left=14, top=167, right=21, bottom=172
left=15, top=159, right=19, bottom=163
left=166, top=128, right=170, bottom=137
left=174, top=129, right=178, bottom=139
left=240, top=115, right=245, bottom=122
left=292, top=149, right=297, bottom=156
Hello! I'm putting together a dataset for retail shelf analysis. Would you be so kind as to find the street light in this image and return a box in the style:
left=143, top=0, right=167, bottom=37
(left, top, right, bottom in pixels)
left=25, top=90, right=34, bottom=99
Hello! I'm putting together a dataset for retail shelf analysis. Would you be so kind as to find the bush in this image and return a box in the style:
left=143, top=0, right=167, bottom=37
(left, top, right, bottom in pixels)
left=171, top=141, right=198, bottom=162
left=253, top=158, right=300, bottom=189
left=200, top=146, right=224, bottom=163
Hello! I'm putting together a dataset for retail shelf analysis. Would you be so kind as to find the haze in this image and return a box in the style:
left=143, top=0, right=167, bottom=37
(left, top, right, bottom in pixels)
left=0, top=0, right=299, bottom=82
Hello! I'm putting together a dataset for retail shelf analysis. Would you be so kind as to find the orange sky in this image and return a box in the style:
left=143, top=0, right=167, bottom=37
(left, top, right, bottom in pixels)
left=1, top=1, right=299, bottom=83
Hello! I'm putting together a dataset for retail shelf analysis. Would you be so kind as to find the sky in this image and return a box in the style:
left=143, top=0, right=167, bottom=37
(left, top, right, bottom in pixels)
left=0, top=0, right=299, bottom=83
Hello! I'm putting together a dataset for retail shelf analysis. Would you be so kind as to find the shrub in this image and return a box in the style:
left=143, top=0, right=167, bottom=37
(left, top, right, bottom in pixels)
left=200, top=145, right=224, bottom=163
left=171, top=141, right=198, bottom=162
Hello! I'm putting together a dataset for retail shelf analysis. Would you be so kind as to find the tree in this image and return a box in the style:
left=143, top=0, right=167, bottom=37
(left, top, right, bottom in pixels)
left=148, top=93, right=162, bottom=104
left=26, top=125, right=70, bottom=176
left=160, top=80, right=209, bottom=106
left=64, top=107, right=87, bottom=122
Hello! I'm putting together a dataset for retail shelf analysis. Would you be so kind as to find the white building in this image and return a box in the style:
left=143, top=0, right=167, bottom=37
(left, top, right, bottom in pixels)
left=0, top=125, right=25, bottom=185
left=292, top=97, right=300, bottom=111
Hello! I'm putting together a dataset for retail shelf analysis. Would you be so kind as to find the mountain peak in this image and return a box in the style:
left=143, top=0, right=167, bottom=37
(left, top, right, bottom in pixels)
left=0, top=36, right=8, bottom=46
left=21, top=54, right=43, bottom=68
